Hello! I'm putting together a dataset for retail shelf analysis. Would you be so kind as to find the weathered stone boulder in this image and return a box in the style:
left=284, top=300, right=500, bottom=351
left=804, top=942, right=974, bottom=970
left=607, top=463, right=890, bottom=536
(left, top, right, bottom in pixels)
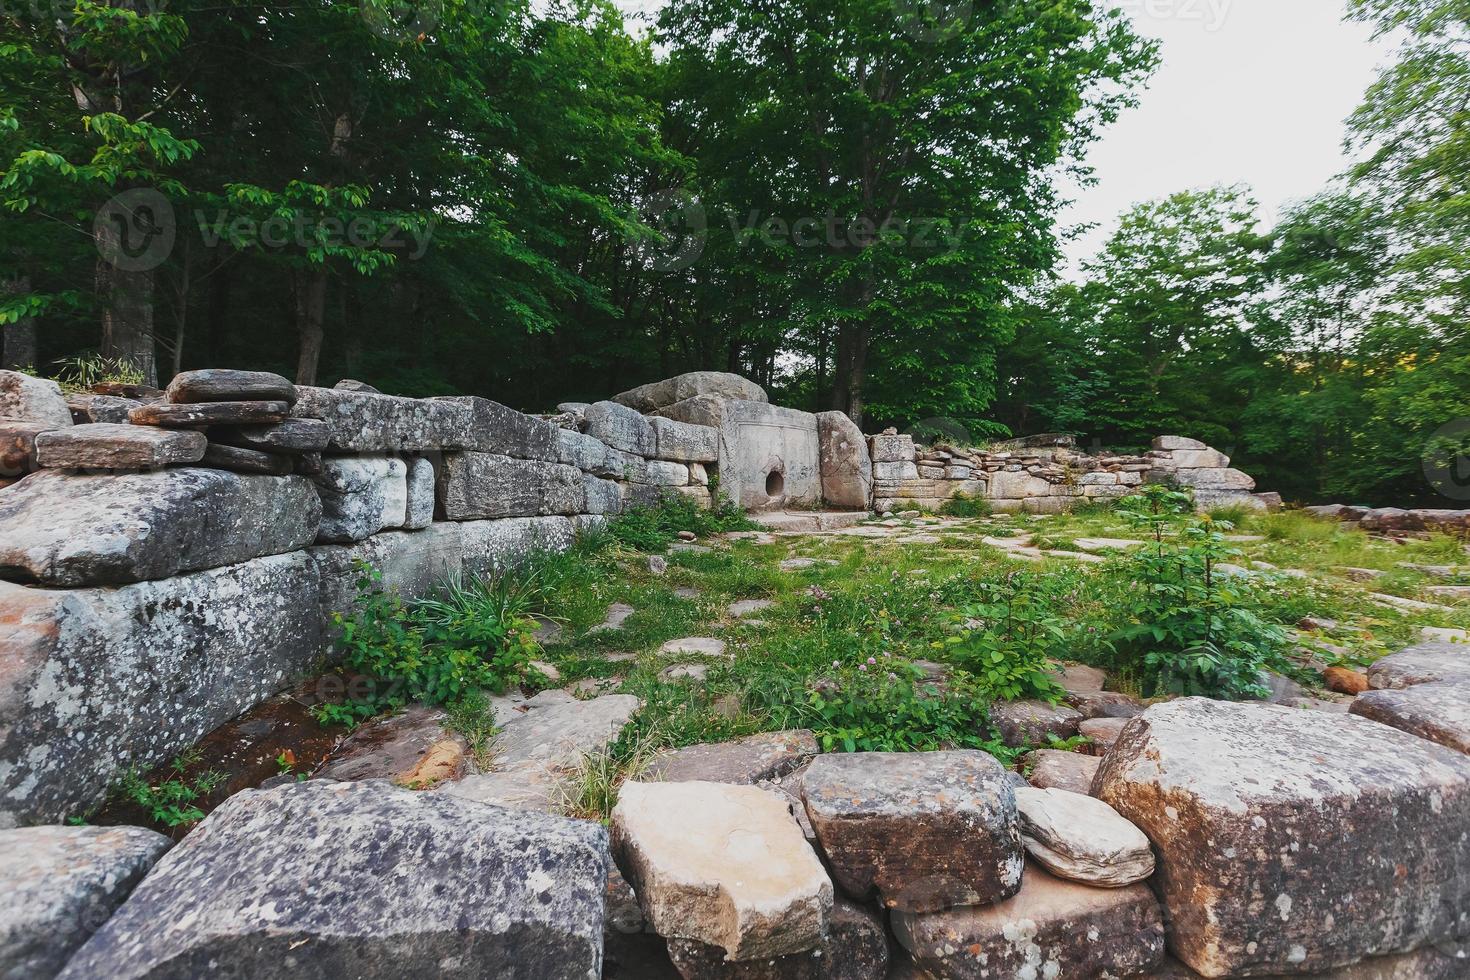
left=1352, top=683, right=1470, bottom=754
left=613, top=372, right=767, bottom=413
left=402, top=456, right=435, bottom=529
left=438, top=453, right=586, bottom=521
left=200, top=441, right=295, bottom=475
left=1026, top=749, right=1102, bottom=795
left=1014, top=786, right=1155, bottom=887
left=292, top=385, right=476, bottom=453
left=312, top=455, right=408, bottom=543
left=313, top=705, right=462, bottom=785
left=64, top=393, right=139, bottom=424
left=0, top=370, right=72, bottom=427
left=1171, top=467, right=1256, bottom=490
left=586, top=401, right=657, bottom=456
left=584, top=475, right=622, bottom=515
left=0, top=825, right=171, bottom=980
left=1093, top=698, right=1470, bottom=977
left=164, top=368, right=296, bottom=405
left=1366, top=642, right=1470, bottom=689
left=652, top=394, right=729, bottom=429
left=801, top=751, right=1023, bottom=913
left=649, top=415, right=719, bottom=463
left=0, top=468, right=321, bottom=586
left=222, top=417, right=331, bottom=453
left=664, top=898, right=888, bottom=980
left=1153, top=436, right=1207, bottom=451
left=644, top=459, right=690, bottom=486
left=33, top=423, right=206, bottom=469
left=816, top=411, right=873, bottom=510
left=647, top=730, right=818, bottom=785
left=612, top=780, right=832, bottom=961
left=58, top=780, right=610, bottom=979
left=987, top=699, right=1083, bottom=747
left=557, top=427, right=612, bottom=471
left=893, top=864, right=1165, bottom=980
left=442, top=395, right=561, bottom=461
left=0, top=420, right=47, bottom=475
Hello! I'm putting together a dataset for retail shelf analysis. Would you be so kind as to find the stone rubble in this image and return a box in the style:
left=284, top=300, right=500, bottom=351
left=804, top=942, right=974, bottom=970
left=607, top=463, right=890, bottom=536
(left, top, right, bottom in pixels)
left=1013, top=786, right=1155, bottom=887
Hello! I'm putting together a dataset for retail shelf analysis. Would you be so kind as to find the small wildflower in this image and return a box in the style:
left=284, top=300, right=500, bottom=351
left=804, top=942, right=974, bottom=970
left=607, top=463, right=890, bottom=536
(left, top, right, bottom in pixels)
left=858, top=664, right=868, bottom=672
left=867, top=657, right=877, bottom=665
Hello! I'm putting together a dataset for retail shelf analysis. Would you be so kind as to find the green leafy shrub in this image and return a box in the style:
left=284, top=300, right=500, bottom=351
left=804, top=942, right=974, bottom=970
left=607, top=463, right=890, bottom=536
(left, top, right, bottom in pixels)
left=940, top=493, right=992, bottom=517
left=940, top=575, right=1068, bottom=702
left=608, top=486, right=756, bottom=552
left=115, top=754, right=225, bottom=828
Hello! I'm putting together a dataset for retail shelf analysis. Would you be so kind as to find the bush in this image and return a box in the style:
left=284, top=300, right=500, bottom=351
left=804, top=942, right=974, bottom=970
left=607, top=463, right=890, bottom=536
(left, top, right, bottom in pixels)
left=939, top=574, right=1068, bottom=702
left=607, top=485, right=756, bottom=552
left=940, top=493, right=992, bottom=518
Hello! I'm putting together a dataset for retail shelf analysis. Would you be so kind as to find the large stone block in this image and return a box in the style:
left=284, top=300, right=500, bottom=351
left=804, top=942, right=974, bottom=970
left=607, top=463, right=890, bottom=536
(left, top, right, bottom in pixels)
left=651, top=394, right=729, bottom=429
left=989, top=470, right=1056, bottom=499
left=0, top=468, right=322, bottom=586
left=1172, top=467, right=1256, bottom=490
left=893, top=864, right=1165, bottom=980
left=313, top=456, right=409, bottom=543
left=586, top=401, right=656, bottom=456
left=0, top=420, right=46, bottom=476
left=868, top=433, right=914, bottom=464
left=0, top=370, right=72, bottom=427
left=439, top=395, right=560, bottom=461
left=719, top=400, right=822, bottom=509
left=612, top=780, right=832, bottom=962
left=0, top=825, right=171, bottom=980
left=644, top=460, right=690, bottom=486
left=557, top=427, right=613, bottom=471
left=665, top=898, right=888, bottom=980
left=649, top=416, right=718, bottom=463
left=0, top=552, right=327, bottom=826
left=438, top=453, right=586, bottom=520
left=404, top=455, right=435, bottom=530
left=612, top=371, right=767, bottom=413
left=33, top=423, right=206, bottom=470
left=1093, top=698, right=1470, bottom=977
left=801, top=750, right=1023, bottom=913
left=873, top=461, right=918, bottom=482
left=1152, top=436, right=1207, bottom=451
left=1352, top=683, right=1470, bottom=754
left=59, top=780, right=609, bottom=979
left=816, top=411, right=872, bottom=510
left=583, top=474, right=622, bottom=515
left=292, top=385, right=474, bottom=452
left=1170, top=448, right=1230, bottom=468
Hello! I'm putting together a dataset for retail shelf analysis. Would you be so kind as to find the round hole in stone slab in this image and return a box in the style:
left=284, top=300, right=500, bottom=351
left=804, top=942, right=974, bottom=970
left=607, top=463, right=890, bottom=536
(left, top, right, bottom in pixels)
left=765, top=469, right=785, bottom=498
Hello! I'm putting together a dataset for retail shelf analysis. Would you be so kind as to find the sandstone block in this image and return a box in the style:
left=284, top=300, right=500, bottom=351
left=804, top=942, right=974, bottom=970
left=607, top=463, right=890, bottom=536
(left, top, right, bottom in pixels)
left=128, top=400, right=291, bottom=427
left=873, top=461, right=918, bottom=482
left=645, top=459, right=690, bottom=486
left=34, top=423, right=206, bottom=469
left=988, top=699, right=1083, bottom=747
left=649, top=415, right=719, bottom=462
left=1351, top=684, right=1470, bottom=754
left=584, top=474, right=622, bottom=515
left=0, top=468, right=321, bottom=586
left=0, top=825, right=171, bottom=980
left=817, top=411, right=873, bottom=509
left=65, top=393, right=139, bottom=424
left=1025, top=750, right=1101, bottom=795
left=438, top=452, right=586, bottom=521
left=587, top=400, right=656, bottom=456
left=1172, top=467, right=1256, bottom=490
left=313, top=456, right=409, bottom=543
left=893, top=864, right=1165, bottom=980
left=1015, top=786, right=1155, bottom=887
left=613, top=372, right=767, bottom=413
left=868, top=433, right=914, bottom=463
left=0, top=420, right=46, bottom=476
left=651, top=394, right=729, bottom=428
left=164, top=368, right=296, bottom=405
left=59, top=781, right=609, bottom=980
left=801, top=750, right=1023, bottom=912
left=989, top=470, right=1055, bottom=498
left=292, top=386, right=474, bottom=453
left=0, top=370, right=72, bottom=427
left=612, top=780, right=831, bottom=961
left=1170, top=448, right=1230, bottom=468
left=1093, top=697, right=1470, bottom=976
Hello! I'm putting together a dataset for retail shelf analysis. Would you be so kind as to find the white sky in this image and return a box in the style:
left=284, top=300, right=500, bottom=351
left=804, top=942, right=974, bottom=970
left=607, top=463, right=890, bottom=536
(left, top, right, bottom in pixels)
left=1057, top=0, right=1393, bottom=270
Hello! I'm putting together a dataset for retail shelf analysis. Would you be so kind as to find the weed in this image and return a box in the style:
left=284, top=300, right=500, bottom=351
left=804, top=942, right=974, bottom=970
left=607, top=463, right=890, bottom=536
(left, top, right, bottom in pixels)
left=941, top=493, right=992, bottom=518
left=115, top=753, right=225, bottom=829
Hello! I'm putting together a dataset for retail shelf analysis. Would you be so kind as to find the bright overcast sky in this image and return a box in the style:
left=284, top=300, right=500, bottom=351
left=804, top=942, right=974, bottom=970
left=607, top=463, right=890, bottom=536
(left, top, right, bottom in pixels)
left=1057, top=0, right=1393, bottom=270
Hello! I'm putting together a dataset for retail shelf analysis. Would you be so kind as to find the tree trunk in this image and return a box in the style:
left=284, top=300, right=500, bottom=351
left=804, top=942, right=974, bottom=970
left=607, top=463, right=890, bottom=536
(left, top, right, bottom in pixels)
left=96, top=258, right=158, bottom=386
left=829, top=320, right=871, bottom=428
left=293, top=267, right=328, bottom=386
left=1, top=275, right=37, bottom=371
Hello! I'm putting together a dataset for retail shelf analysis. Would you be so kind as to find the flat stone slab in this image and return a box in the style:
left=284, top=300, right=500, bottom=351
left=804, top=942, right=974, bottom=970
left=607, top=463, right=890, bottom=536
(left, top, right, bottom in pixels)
left=659, top=663, right=707, bottom=683
left=439, top=452, right=585, bottom=520
left=647, top=730, right=817, bottom=785
left=893, top=864, right=1165, bottom=980
left=588, top=602, right=635, bottom=634
left=59, top=780, right=609, bottom=979
left=728, top=599, right=775, bottom=618
left=1015, top=786, right=1155, bottom=887
left=1025, top=750, right=1102, bottom=795
left=0, top=825, right=171, bottom=980
left=660, top=637, right=728, bottom=658
left=988, top=699, right=1083, bottom=746
left=34, top=422, right=206, bottom=469
left=1367, top=642, right=1470, bottom=689
left=801, top=750, right=1023, bottom=913
left=1352, top=683, right=1470, bottom=754
left=1094, top=697, right=1470, bottom=977
left=665, top=897, right=888, bottom=980
left=611, top=780, right=832, bottom=961
left=165, top=368, right=297, bottom=405
left=129, top=400, right=290, bottom=428
left=200, top=441, right=294, bottom=475
left=221, top=417, right=331, bottom=453
left=0, top=468, right=321, bottom=586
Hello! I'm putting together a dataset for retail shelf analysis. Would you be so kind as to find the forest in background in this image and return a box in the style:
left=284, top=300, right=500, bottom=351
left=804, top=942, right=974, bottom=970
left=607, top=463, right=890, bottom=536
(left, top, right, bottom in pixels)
left=0, top=0, right=1467, bottom=505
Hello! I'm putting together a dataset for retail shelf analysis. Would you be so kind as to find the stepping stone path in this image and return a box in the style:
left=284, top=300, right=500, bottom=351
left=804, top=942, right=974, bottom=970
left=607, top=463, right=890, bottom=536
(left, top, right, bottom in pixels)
left=1372, top=592, right=1456, bottom=614
left=893, top=865, right=1165, bottom=980
left=588, top=602, right=635, bottom=634
left=727, top=598, right=775, bottom=618
left=658, top=663, right=707, bottom=683
left=673, top=586, right=701, bottom=599
left=1014, top=786, right=1154, bottom=887
left=0, top=825, right=171, bottom=979
left=59, top=781, right=609, bottom=979
left=1074, top=537, right=1145, bottom=552
left=801, top=750, right=1023, bottom=913
left=611, top=781, right=832, bottom=961
left=647, top=730, right=817, bottom=784
left=1095, top=698, right=1470, bottom=976
left=1026, top=749, right=1102, bottom=795
left=659, top=636, right=727, bottom=658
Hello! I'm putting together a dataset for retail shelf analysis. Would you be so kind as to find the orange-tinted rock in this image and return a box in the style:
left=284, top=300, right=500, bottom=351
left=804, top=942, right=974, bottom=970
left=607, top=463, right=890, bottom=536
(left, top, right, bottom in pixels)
left=1324, top=666, right=1370, bottom=695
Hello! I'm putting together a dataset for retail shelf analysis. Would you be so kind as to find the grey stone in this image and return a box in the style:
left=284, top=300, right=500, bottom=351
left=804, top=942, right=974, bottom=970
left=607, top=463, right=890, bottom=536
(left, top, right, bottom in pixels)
left=816, top=411, right=873, bottom=510
left=612, top=372, right=767, bottom=413
left=0, top=468, right=321, bottom=586
left=445, top=395, right=562, bottom=461
left=801, top=750, right=1023, bottom=913
left=729, top=599, right=775, bottom=618
left=0, top=825, right=171, bottom=980
left=1094, top=697, right=1470, bottom=977
left=223, top=418, right=331, bottom=453
left=200, top=442, right=294, bottom=475
left=872, top=461, right=918, bottom=482
left=291, top=386, right=474, bottom=453
left=33, top=423, right=206, bottom=470
left=647, top=730, right=817, bottom=784
left=598, top=447, right=649, bottom=483
left=660, top=637, right=728, bottom=658
left=719, top=401, right=822, bottom=509
left=1351, top=683, right=1470, bottom=754
left=650, top=394, right=729, bottom=429
left=333, top=378, right=380, bottom=394
left=164, top=368, right=296, bottom=406
left=589, top=602, right=636, bottom=634
left=1172, top=467, right=1256, bottom=490
left=988, top=699, right=1083, bottom=747
left=1025, top=749, right=1102, bottom=795
left=1366, top=642, right=1470, bottom=689
left=438, top=452, right=586, bottom=521
left=0, top=370, right=72, bottom=427
left=664, top=898, right=888, bottom=980
left=313, top=455, right=408, bottom=543
left=583, top=474, right=622, bottom=516
left=556, top=428, right=612, bottom=471
left=403, top=456, right=435, bottom=530
left=1014, top=786, right=1155, bottom=886
left=65, top=393, right=139, bottom=424
left=644, top=459, right=689, bottom=486
left=128, top=400, right=291, bottom=428
left=58, top=780, right=609, bottom=980
left=648, top=416, right=718, bottom=463
left=586, top=401, right=656, bottom=456
left=868, top=434, right=914, bottom=464
left=1170, top=448, right=1230, bottom=468
left=1152, top=436, right=1207, bottom=451
left=893, top=864, right=1164, bottom=980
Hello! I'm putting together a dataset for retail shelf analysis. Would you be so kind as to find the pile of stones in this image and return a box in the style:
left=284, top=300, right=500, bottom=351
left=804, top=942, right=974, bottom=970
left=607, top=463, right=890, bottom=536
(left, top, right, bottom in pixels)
left=1306, top=502, right=1470, bottom=538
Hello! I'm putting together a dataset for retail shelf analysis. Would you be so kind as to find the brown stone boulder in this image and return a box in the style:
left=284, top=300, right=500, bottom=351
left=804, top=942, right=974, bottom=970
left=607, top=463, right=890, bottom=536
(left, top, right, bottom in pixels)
left=647, top=730, right=818, bottom=785
left=1025, top=749, right=1101, bottom=795
left=1094, top=698, right=1470, bottom=977
left=801, top=750, right=1022, bottom=913
left=988, top=699, right=1083, bottom=746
